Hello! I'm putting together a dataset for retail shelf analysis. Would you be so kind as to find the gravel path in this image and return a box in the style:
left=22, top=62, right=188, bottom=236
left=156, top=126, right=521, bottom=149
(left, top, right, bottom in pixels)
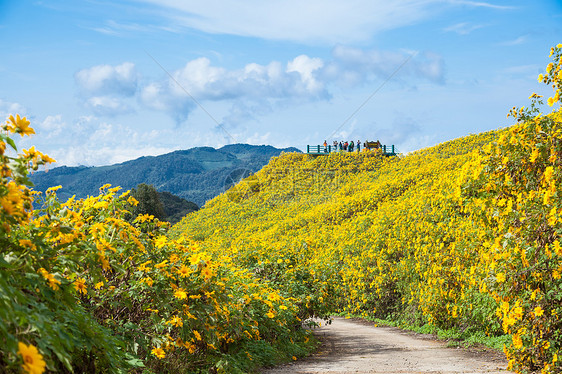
left=261, top=317, right=513, bottom=374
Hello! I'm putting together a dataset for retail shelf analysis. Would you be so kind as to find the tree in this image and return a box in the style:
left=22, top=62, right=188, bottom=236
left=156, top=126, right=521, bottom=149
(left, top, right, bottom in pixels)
left=130, top=183, right=166, bottom=220
left=158, top=191, right=199, bottom=225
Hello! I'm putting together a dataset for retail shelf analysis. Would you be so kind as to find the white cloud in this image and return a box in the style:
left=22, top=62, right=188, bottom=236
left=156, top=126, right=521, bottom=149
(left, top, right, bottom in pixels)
left=75, top=62, right=139, bottom=116
left=85, top=96, right=134, bottom=116
left=140, top=55, right=331, bottom=124
left=134, top=0, right=511, bottom=44
left=501, top=35, right=528, bottom=46
left=140, top=81, right=196, bottom=124
left=55, top=144, right=175, bottom=166
left=72, top=45, right=443, bottom=128
left=286, top=55, right=325, bottom=94
left=0, top=99, right=26, bottom=118
left=443, top=22, right=485, bottom=35
left=75, top=62, right=138, bottom=96
left=447, top=0, right=515, bottom=10
left=329, top=46, right=445, bottom=84
left=41, top=118, right=174, bottom=166
left=136, top=0, right=442, bottom=44
left=38, top=115, right=66, bottom=138
left=245, top=132, right=272, bottom=145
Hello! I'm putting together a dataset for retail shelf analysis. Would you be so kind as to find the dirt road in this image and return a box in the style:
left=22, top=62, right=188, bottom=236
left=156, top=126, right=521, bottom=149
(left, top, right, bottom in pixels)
left=261, top=317, right=513, bottom=374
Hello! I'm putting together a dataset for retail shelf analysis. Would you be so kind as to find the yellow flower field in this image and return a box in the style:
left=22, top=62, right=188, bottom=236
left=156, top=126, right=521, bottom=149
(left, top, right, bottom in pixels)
left=172, top=44, right=562, bottom=373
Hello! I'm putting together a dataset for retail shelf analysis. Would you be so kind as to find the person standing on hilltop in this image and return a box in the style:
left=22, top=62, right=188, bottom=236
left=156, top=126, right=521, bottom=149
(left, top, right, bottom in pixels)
left=357, top=140, right=361, bottom=152
left=323, top=140, right=328, bottom=152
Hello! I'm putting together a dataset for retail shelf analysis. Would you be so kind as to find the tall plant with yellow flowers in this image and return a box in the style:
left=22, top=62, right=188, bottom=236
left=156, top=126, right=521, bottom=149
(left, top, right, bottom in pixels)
left=463, top=43, right=562, bottom=373
left=1, top=116, right=314, bottom=373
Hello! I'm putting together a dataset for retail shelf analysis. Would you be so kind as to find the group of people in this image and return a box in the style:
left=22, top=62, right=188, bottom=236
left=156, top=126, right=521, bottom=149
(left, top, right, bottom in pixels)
left=322, top=139, right=382, bottom=152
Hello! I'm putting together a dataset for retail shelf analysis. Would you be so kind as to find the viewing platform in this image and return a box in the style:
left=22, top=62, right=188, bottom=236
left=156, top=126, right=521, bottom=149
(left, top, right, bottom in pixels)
left=306, top=144, right=397, bottom=156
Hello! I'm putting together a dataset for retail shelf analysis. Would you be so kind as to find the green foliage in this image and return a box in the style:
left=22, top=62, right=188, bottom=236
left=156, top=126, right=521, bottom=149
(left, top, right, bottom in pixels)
left=130, top=183, right=166, bottom=220
left=158, top=191, right=198, bottom=225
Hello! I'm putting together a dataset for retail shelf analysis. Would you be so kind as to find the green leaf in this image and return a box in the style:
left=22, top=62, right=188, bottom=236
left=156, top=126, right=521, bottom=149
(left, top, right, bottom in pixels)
left=6, top=136, right=17, bottom=151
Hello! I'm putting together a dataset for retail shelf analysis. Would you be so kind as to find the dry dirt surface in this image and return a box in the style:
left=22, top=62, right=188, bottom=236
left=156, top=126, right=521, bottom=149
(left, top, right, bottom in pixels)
left=261, top=317, right=513, bottom=374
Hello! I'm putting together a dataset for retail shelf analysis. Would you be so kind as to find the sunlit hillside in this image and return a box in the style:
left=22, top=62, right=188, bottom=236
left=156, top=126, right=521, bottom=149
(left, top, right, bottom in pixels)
left=170, top=130, right=500, bottom=326
left=171, top=45, right=562, bottom=373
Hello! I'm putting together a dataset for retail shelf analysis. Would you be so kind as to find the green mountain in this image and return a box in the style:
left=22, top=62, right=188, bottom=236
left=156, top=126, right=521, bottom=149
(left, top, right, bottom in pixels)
left=30, top=144, right=301, bottom=207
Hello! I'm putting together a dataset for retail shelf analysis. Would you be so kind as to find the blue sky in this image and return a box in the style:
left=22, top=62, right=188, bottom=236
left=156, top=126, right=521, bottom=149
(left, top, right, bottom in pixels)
left=1, top=0, right=561, bottom=166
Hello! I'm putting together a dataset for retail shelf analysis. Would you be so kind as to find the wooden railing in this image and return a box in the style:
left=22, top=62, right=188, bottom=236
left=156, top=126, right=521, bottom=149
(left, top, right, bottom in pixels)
left=306, top=144, right=396, bottom=156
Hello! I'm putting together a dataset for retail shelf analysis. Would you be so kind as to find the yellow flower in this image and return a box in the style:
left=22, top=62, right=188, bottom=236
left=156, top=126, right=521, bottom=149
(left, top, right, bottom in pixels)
left=496, top=273, right=506, bottom=283
left=529, top=148, right=540, bottom=163
left=151, top=347, right=165, bottom=359
left=166, top=316, right=183, bottom=327
left=74, top=277, right=87, bottom=295
left=40, top=153, right=56, bottom=164
left=126, top=196, right=137, bottom=208
left=201, top=266, right=213, bottom=280
left=266, top=310, right=275, bottom=318
left=193, top=330, right=202, bottom=341
left=19, top=239, right=36, bottom=251
left=45, top=185, right=62, bottom=193
left=189, top=252, right=202, bottom=265
left=534, top=306, right=544, bottom=317
left=94, top=281, right=104, bottom=290
left=155, top=236, right=167, bottom=248
left=93, top=200, right=109, bottom=210
left=7, top=114, right=35, bottom=136
left=38, top=268, right=61, bottom=291
left=177, top=264, right=191, bottom=277
left=174, top=288, right=187, bottom=299
left=544, top=166, right=554, bottom=184
left=512, top=306, right=523, bottom=320
left=18, top=342, right=46, bottom=374
left=512, top=334, right=523, bottom=349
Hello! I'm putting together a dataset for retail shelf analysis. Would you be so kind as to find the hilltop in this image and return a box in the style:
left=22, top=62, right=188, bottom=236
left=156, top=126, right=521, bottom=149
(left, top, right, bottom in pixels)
left=30, top=144, right=300, bottom=207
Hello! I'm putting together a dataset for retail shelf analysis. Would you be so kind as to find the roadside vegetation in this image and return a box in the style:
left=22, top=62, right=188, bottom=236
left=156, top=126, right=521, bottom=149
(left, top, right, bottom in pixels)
left=1, top=44, right=561, bottom=373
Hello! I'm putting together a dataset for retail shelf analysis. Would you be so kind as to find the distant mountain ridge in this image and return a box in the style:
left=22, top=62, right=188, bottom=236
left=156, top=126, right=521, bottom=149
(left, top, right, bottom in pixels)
left=30, top=144, right=301, bottom=207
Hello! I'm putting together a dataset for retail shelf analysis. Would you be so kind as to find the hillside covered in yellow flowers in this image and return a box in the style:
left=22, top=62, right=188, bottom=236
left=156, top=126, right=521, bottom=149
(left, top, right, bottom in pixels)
left=1, top=45, right=561, bottom=374
left=171, top=44, right=562, bottom=373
